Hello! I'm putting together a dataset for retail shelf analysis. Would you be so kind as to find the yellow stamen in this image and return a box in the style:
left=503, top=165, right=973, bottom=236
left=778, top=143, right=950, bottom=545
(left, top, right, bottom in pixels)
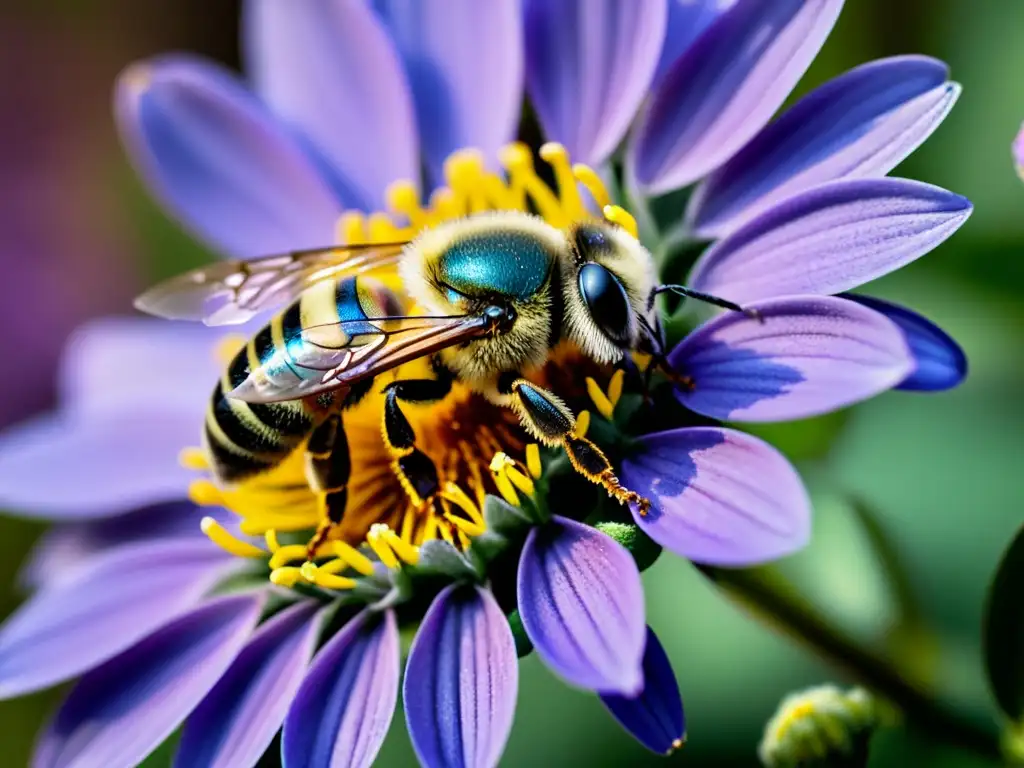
left=505, top=465, right=535, bottom=498
left=586, top=377, right=616, bottom=420
left=444, top=148, right=490, bottom=214
left=441, top=483, right=485, bottom=526
left=332, top=540, right=376, bottom=576
left=337, top=211, right=367, bottom=245
left=200, top=516, right=266, bottom=559
left=269, top=567, right=302, bottom=588
left=540, top=143, right=585, bottom=220
left=298, top=559, right=357, bottom=591
left=574, top=410, right=591, bottom=438
left=500, top=142, right=565, bottom=225
left=367, top=212, right=402, bottom=242
left=489, top=453, right=522, bottom=506
left=384, top=527, right=420, bottom=565
left=525, top=443, right=543, bottom=479
left=190, top=480, right=226, bottom=507
left=268, top=544, right=310, bottom=570
left=603, top=205, right=639, bottom=239
left=386, top=179, right=427, bottom=229
left=446, top=514, right=486, bottom=538
left=178, top=447, right=209, bottom=471
left=367, top=524, right=400, bottom=569
left=607, top=369, right=625, bottom=408
left=264, top=529, right=281, bottom=553
left=573, top=164, right=612, bottom=211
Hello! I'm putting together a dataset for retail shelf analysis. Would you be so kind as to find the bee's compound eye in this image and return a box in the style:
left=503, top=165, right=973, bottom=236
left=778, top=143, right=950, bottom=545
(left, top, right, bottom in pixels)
left=578, top=263, right=631, bottom=345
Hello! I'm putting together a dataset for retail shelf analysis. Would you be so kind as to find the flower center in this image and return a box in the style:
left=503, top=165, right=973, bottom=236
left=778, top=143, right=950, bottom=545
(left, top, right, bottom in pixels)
left=188, top=142, right=636, bottom=593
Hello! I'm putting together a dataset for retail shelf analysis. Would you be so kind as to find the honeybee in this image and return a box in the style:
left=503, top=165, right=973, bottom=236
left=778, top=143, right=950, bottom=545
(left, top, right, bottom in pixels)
left=137, top=211, right=750, bottom=551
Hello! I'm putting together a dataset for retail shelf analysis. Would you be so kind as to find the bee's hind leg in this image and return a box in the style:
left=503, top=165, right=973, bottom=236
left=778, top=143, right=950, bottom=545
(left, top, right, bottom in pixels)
left=381, top=369, right=454, bottom=509
left=502, top=375, right=650, bottom=515
left=304, top=413, right=351, bottom=558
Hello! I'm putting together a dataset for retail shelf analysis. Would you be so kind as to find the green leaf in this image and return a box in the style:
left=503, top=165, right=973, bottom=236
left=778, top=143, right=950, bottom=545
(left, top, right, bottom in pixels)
left=983, top=524, right=1024, bottom=722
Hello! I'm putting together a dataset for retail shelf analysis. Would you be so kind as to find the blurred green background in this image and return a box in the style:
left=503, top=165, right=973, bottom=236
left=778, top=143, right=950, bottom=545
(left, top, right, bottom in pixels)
left=1, top=0, right=1023, bottom=765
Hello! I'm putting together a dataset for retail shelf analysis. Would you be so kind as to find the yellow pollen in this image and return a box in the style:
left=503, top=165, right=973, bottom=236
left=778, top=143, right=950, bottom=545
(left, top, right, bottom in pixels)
left=332, top=540, right=376, bottom=576
left=586, top=377, right=616, bottom=420
left=178, top=447, right=209, bottom=471
left=200, top=516, right=267, bottom=559
left=269, top=567, right=302, bottom=588
left=574, top=410, right=592, bottom=438
left=525, top=444, right=543, bottom=479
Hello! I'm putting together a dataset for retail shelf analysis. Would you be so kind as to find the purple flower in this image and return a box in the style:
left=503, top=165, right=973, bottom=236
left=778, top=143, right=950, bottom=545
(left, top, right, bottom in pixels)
left=0, top=1, right=971, bottom=766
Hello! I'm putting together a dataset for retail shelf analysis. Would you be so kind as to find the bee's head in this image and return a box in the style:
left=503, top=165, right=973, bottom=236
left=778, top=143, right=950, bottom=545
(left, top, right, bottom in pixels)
left=562, top=220, right=659, bottom=364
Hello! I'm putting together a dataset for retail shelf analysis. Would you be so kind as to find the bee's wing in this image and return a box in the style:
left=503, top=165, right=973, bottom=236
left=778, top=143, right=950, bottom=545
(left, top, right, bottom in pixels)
left=229, top=313, right=493, bottom=404
left=134, top=242, right=407, bottom=326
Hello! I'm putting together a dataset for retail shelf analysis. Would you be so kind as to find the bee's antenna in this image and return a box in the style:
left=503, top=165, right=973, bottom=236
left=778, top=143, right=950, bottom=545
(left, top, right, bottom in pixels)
left=649, top=284, right=762, bottom=322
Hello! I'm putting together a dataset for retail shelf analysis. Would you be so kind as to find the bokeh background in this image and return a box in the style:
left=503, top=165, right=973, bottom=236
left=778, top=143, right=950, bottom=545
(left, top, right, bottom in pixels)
left=1, top=1, right=1022, bottom=765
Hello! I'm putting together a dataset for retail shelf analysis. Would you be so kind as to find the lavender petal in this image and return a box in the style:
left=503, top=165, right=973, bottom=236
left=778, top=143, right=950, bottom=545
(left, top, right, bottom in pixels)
left=621, top=427, right=811, bottom=565
left=844, top=294, right=967, bottom=392
left=669, top=295, right=914, bottom=422
left=600, top=627, right=686, bottom=754
left=32, top=592, right=263, bottom=768
left=0, top=539, right=233, bottom=699
left=655, top=0, right=736, bottom=85
left=689, top=56, right=960, bottom=238
left=687, top=178, right=972, bottom=305
left=630, top=0, right=845, bottom=193
left=244, top=0, right=418, bottom=210
left=282, top=609, right=400, bottom=768
left=517, top=516, right=645, bottom=695
left=405, top=585, right=518, bottom=768
left=374, top=0, right=522, bottom=184
left=115, top=54, right=340, bottom=258
left=524, top=0, right=667, bottom=167
left=176, top=601, right=322, bottom=768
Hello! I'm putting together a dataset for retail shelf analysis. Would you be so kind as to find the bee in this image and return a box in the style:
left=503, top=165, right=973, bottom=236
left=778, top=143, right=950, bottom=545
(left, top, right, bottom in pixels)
left=136, top=211, right=751, bottom=551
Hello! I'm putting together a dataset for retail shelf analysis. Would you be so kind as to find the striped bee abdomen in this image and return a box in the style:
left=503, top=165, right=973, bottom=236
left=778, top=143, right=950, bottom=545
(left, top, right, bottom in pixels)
left=203, top=276, right=406, bottom=483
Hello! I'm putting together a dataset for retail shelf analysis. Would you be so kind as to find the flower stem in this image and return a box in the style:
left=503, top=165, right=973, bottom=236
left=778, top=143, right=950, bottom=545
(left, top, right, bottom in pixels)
left=703, top=565, right=1003, bottom=762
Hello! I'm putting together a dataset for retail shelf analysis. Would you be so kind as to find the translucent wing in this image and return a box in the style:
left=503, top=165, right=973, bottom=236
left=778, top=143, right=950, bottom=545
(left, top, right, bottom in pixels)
left=134, top=242, right=407, bottom=326
left=230, top=313, right=496, bottom=404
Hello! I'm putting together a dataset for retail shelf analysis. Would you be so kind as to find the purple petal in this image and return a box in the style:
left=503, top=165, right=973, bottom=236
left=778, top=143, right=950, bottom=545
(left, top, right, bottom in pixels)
left=115, top=54, right=341, bottom=259
left=630, top=0, right=845, bottom=193
left=669, top=295, right=914, bottom=422
left=843, top=294, right=967, bottom=392
left=33, top=592, right=262, bottom=768
left=244, top=0, right=418, bottom=210
left=524, top=0, right=667, bottom=167
left=517, top=516, right=645, bottom=695
left=655, top=0, right=736, bottom=85
left=375, top=0, right=522, bottom=183
left=621, top=428, right=810, bottom=564
left=405, top=585, right=518, bottom=768
left=0, top=405, right=203, bottom=518
left=176, top=601, right=322, bottom=768
left=600, top=627, right=686, bottom=755
left=1014, top=121, right=1024, bottom=176
left=18, top=501, right=220, bottom=591
left=0, top=539, right=232, bottom=699
left=58, top=318, right=222, bottom=418
left=688, top=56, right=960, bottom=238
left=282, top=609, right=400, bottom=768
left=688, top=178, right=972, bottom=305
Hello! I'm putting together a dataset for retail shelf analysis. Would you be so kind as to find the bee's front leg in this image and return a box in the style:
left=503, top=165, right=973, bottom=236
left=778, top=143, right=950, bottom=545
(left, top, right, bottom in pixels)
left=304, top=413, right=351, bottom=557
left=501, top=375, right=650, bottom=515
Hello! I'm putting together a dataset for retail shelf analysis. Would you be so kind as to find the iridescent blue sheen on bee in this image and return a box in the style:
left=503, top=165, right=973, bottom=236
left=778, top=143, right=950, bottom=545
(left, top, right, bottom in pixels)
left=436, top=232, right=553, bottom=299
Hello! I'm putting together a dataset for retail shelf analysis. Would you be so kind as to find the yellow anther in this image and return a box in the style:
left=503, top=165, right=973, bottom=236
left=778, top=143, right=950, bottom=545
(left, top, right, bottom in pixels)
left=367, top=212, right=402, bottom=243
left=586, top=377, right=616, bottom=420
left=213, top=334, right=246, bottom=366
left=428, top=187, right=460, bottom=222
left=492, top=468, right=521, bottom=507
left=386, top=179, right=427, bottom=228
left=499, top=142, right=565, bottom=227
left=367, top=524, right=400, bottom=569
left=444, top=148, right=489, bottom=213
left=268, top=544, right=309, bottom=570
left=441, top=483, right=484, bottom=525
left=382, top=528, right=420, bottom=565
left=525, top=444, right=543, bottom=479
left=332, top=540, right=375, bottom=576
left=299, top=561, right=319, bottom=582
left=446, top=513, right=485, bottom=538
left=608, top=369, right=625, bottom=408
left=189, top=480, right=225, bottom=507
left=573, top=163, right=612, bottom=211
left=574, top=410, right=591, bottom=438
left=264, top=529, right=280, bottom=553
left=269, top=567, right=302, bottom=588
left=178, top=447, right=209, bottom=471
left=505, top=465, right=535, bottom=498
left=540, top=143, right=585, bottom=220
left=200, top=517, right=267, bottom=559
left=337, top=211, right=367, bottom=245
left=603, top=205, right=639, bottom=240
left=498, top=141, right=534, bottom=171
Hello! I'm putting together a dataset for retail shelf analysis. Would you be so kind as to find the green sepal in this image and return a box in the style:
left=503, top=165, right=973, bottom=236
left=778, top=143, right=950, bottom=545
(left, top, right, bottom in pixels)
left=507, top=609, right=534, bottom=658
left=984, top=524, right=1024, bottom=722
left=410, top=540, right=481, bottom=582
left=594, top=520, right=662, bottom=573
left=469, top=496, right=534, bottom=565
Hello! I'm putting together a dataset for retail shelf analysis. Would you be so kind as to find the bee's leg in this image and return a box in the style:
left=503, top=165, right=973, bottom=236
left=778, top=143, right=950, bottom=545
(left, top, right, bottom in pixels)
left=304, top=413, right=351, bottom=557
left=502, top=376, right=650, bottom=514
left=381, top=370, right=454, bottom=508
